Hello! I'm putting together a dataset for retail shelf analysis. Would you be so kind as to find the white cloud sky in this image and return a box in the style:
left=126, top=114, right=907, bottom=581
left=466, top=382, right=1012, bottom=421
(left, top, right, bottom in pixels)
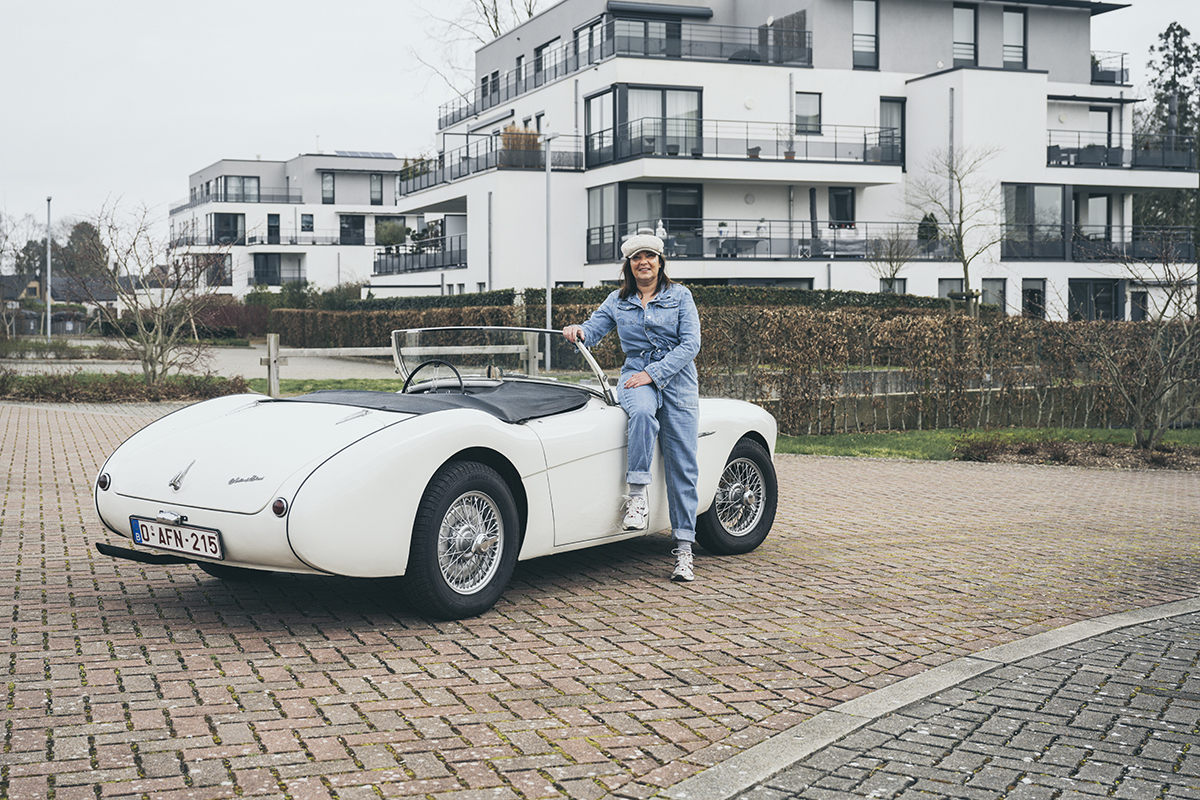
left=0, top=0, right=1193, bottom=234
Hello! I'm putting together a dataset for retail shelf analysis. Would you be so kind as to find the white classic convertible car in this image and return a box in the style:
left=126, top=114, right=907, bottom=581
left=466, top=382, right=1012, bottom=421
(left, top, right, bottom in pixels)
left=94, top=327, right=778, bottom=619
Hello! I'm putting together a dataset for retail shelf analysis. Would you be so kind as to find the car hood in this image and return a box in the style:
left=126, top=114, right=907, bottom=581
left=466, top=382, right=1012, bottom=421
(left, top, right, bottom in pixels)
left=104, top=394, right=410, bottom=515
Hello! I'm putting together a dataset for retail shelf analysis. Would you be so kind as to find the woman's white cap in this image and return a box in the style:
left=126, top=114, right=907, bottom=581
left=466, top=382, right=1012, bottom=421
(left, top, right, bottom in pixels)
left=620, top=228, right=665, bottom=260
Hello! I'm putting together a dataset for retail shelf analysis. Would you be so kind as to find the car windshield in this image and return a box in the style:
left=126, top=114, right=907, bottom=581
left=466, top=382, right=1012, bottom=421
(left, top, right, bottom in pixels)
left=391, top=327, right=613, bottom=398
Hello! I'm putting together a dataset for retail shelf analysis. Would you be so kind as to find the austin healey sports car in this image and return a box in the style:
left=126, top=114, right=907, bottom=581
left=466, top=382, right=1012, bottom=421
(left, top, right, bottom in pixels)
left=94, top=327, right=778, bottom=619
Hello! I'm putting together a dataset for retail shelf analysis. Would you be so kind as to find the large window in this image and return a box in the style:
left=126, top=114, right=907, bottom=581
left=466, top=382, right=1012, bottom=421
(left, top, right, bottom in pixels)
left=339, top=215, right=365, bottom=245
left=1003, top=184, right=1065, bottom=259
left=201, top=254, right=232, bottom=287
left=1022, top=278, right=1046, bottom=319
left=253, top=254, right=281, bottom=285
left=534, top=38, right=560, bottom=82
left=575, top=19, right=603, bottom=64
left=938, top=277, right=964, bottom=299
left=624, top=86, right=700, bottom=158
left=585, top=89, right=616, bottom=165
left=223, top=176, right=259, bottom=203
left=829, top=188, right=855, bottom=228
left=953, top=4, right=976, bottom=67
left=370, top=174, right=383, bottom=206
left=981, top=278, right=1006, bottom=312
left=587, top=184, right=617, bottom=262
left=210, top=213, right=245, bottom=245
left=267, top=213, right=280, bottom=245
left=624, top=183, right=701, bottom=256
left=1003, top=8, right=1026, bottom=69
left=301, top=214, right=314, bottom=232
left=853, top=0, right=878, bottom=69
left=321, top=173, right=335, bottom=204
left=880, top=98, right=905, bottom=164
left=614, top=18, right=681, bottom=58
left=795, top=92, right=821, bottom=133
left=1069, top=278, right=1122, bottom=320
left=880, top=277, right=906, bottom=294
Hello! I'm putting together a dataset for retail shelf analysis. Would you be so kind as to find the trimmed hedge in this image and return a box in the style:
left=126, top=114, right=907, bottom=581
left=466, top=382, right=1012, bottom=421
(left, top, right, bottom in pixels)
left=350, top=289, right=517, bottom=312
left=0, top=371, right=251, bottom=403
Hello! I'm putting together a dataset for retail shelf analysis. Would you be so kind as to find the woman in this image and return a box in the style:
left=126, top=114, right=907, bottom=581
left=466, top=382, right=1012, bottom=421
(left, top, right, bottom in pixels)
left=563, top=229, right=701, bottom=582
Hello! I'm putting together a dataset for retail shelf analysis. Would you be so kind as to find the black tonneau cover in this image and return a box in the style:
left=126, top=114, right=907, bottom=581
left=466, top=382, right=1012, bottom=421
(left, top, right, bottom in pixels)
left=284, top=382, right=594, bottom=424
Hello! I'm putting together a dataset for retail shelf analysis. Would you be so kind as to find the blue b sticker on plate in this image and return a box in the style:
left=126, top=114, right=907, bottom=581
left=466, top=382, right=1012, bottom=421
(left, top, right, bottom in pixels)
left=131, top=518, right=144, bottom=544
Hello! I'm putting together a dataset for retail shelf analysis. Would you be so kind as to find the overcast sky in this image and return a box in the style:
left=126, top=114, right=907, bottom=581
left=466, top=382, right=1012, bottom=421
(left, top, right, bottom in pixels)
left=0, top=0, right=1194, bottom=235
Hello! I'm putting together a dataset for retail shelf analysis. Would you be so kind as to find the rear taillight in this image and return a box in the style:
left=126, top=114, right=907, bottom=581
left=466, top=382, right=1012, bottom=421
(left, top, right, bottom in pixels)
left=272, top=498, right=288, bottom=517
left=97, top=473, right=111, bottom=491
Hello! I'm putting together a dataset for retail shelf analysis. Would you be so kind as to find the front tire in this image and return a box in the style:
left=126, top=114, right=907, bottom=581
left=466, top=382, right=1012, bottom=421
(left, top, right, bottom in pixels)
left=403, top=461, right=519, bottom=619
left=696, top=438, right=777, bottom=555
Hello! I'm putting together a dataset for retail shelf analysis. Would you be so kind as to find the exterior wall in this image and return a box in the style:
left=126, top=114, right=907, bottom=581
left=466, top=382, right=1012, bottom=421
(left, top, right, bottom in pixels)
left=369, top=0, right=1198, bottom=320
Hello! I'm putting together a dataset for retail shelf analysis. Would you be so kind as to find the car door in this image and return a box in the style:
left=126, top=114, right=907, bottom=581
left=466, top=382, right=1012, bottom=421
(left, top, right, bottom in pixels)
left=527, top=397, right=658, bottom=546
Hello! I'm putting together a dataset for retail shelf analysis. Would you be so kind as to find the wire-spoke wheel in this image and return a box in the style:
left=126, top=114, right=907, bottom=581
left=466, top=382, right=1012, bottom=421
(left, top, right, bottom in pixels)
left=437, top=491, right=504, bottom=594
left=404, top=461, right=518, bottom=619
left=696, top=438, right=777, bottom=555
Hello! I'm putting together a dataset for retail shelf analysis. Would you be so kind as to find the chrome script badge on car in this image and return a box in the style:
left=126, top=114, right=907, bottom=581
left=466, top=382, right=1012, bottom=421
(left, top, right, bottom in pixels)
left=169, top=460, right=196, bottom=492
left=228, top=475, right=264, bottom=486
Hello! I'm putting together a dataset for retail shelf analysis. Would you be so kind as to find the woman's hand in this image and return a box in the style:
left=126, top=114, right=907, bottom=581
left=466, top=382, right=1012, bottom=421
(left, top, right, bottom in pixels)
left=624, top=370, right=653, bottom=389
left=562, top=325, right=585, bottom=343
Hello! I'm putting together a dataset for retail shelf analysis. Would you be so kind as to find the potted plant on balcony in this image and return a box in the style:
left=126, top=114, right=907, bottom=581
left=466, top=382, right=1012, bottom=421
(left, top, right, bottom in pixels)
left=718, top=221, right=729, bottom=237
left=500, top=123, right=543, bottom=169
left=756, top=218, right=768, bottom=237
left=777, top=125, right=796, bottom=160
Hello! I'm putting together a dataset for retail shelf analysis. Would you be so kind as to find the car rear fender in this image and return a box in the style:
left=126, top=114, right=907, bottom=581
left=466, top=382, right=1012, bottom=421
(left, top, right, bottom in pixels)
left=286, top=408, right=550, bottom=577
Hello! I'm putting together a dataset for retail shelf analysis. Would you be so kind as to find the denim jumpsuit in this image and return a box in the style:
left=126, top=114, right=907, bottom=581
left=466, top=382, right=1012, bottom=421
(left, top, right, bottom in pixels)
left=579, top=283, right=701, bottom=543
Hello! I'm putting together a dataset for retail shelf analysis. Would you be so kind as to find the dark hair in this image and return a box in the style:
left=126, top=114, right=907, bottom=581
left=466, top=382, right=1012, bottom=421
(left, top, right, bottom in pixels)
left=619, top=254, right=672, bottom=300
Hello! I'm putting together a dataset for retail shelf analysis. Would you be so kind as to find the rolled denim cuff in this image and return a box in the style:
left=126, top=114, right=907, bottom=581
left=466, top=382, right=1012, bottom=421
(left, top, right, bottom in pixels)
left=626, top=470, right=652, bottom=485
left=673, top=529, right=696, bottom=543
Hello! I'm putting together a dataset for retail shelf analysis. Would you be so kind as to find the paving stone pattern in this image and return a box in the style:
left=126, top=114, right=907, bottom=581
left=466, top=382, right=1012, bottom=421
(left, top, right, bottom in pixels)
left=1, top=401, right=1198, bottom=799
left=739, top=614, right=1200, bottom=800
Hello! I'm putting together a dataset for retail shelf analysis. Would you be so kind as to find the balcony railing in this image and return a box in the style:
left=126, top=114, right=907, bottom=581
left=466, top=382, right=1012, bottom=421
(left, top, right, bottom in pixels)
left=438, top=19, right=812, bottom=128
left=373, top=234, right=468, bottom=274
left=398, top=135, right=583, bottom=196
left=586, top=117, right=902, bottom=167
left=1001, top=225, right=1195, bottom=261
left=586, top=218, right=955, bottom=263
left=1047, top=130, right=1197, bottom=170
left=1091, top=51, right=1129, bottom=84
left=169, top=188, right=303, bottom=215
left=171, top=228, right=377, bottom=247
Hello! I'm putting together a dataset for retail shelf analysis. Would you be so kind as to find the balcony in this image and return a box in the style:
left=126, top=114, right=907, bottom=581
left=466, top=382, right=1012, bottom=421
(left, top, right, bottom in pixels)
left=373, top=234, right=468, bottom=274
left=1091, top=51, right=1129, bottom=84
left=171, top=228, right=376, bottom=248
left=1047, top=130, right=1197, bottom=170
left=438, top=20, right=812, bottom=129
left=398, top=135, right=583, bottom=196
left=586, top=218, right=953, bottom=263
left=585, top=118, right=901, bottom=167
left=1001, top=225, right=1195, bottom=262
left=169, top=188, right=303, bottom=215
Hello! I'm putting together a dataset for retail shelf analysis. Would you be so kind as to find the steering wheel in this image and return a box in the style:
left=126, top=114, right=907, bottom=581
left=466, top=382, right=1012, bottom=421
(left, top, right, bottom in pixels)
left=402, top=359, right=466, bottom=394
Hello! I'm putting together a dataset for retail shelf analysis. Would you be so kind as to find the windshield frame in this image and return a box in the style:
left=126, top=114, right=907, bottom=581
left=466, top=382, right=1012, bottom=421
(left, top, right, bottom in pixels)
left=390, top=326, right=616, bottom=405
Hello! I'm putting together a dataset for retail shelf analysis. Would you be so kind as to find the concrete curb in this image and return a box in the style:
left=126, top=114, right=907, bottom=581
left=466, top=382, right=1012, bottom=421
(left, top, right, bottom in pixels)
left=663, top=596, right=1200, bottom=800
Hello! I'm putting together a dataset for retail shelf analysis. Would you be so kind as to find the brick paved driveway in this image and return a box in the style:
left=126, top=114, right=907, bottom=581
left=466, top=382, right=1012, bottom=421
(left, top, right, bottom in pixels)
left=2, top=402, right=1198, bottom=800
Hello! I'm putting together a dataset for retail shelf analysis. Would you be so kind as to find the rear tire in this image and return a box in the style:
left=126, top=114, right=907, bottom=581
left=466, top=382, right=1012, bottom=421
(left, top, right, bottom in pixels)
left=696, top=438, right=777, bottom=555
left=403, top=461, right=519, bottom=620
left=197, top=562, right=269, bottom=581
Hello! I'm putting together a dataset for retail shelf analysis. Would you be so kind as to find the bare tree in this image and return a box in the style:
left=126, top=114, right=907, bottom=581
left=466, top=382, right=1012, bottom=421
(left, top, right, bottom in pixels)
left=906, top=146, right=1005, bottom=317
left=866, top=224, right=920, bottom=294
left=1071, top=233, right=1200, bottom=450
left=75, top=203, right=231, bottom=384
left=411, top=0, right=544, bottom=99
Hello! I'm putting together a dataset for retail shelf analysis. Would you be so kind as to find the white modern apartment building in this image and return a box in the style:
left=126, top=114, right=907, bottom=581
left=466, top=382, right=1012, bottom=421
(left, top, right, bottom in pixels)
left=368, top=0, right=1197, bottom=319
left=169, top=152, right=424, bottom=295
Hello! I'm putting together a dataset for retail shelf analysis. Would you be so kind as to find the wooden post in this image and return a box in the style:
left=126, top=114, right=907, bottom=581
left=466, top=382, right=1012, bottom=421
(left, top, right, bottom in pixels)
left=259, top=333, right=288, bottom=398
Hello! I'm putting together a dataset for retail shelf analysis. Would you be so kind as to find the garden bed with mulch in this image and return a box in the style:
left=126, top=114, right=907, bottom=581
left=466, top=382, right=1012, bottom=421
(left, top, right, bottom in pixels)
left=957, top=436, right=1200, bottom=471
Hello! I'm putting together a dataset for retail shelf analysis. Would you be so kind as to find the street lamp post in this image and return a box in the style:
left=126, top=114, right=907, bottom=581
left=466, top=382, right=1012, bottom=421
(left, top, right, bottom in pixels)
left=544, top=132, right=560, bottom=371
left=45, top=196, right=52, bottom=341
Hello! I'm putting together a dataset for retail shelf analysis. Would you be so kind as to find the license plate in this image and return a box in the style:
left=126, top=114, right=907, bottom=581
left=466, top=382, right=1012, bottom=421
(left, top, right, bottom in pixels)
left=130, top=517, right=224, bottom=560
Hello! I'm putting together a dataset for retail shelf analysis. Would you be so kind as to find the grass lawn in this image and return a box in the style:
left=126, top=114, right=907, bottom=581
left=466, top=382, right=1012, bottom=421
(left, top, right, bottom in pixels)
left=776, top=427, right=1200, bottom=461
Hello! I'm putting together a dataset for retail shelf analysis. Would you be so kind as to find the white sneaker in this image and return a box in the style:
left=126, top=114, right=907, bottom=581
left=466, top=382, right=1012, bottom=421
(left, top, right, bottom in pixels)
left=622, top=495, right=648, bottom=531
left=671, top=548, right=694, bottom=582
